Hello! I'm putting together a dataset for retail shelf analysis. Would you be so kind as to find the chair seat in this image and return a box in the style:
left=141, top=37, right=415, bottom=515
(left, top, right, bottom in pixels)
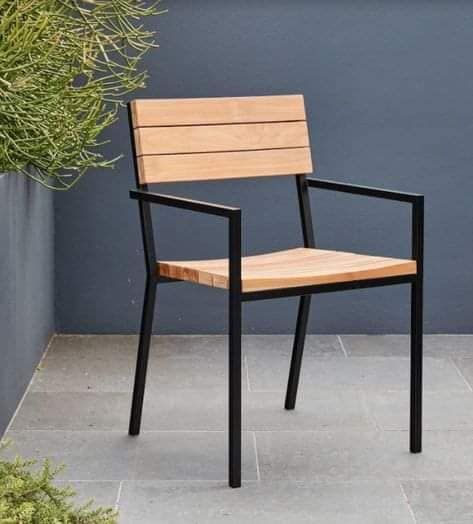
left=158, top=248, right=417, bottom=292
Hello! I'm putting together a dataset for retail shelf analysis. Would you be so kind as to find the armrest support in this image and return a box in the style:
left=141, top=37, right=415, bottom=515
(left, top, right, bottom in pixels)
left=306, top=177, right=424, bottom=268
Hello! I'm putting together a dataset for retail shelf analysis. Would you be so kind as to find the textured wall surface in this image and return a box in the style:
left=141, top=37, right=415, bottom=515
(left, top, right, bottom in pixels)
left=0, top=174, right=54, bottom=434
left=55, top=0, right=473, bottom=334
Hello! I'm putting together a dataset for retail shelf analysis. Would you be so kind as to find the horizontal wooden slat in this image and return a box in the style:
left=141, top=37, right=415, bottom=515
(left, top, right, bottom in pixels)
left=131, top=95, right=306, bottom=127
left=158, top=248, right=417, bottom=292
left=138, top=148, right=313, bottom=184
left=134, top=121, right=310, bottom=155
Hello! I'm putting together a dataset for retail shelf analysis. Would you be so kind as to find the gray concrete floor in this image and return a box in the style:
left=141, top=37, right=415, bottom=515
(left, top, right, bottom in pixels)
left=3, top=334, right=473, bottom=523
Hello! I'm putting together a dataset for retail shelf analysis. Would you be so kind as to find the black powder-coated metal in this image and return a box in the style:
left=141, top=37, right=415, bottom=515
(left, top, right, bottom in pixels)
left=285, top=175, right=316, bottom=410
left=130, top=189, right=239, bottom=218
left=410, top=196, right=424, bottom=452
left=295, top=175, right=316, bottom=248
left=126, top=101, right=424, bottom=487
left=128, top=104, right=158, bottom=436
left=285, top=294, right=312, bottom=410
left=306, top=177, right=423, bottom=203
left=241, top=274, right=415, bottom=302
left=128, top=277, right=157, bottom=435
left=229, top=210, right=242, bottom=488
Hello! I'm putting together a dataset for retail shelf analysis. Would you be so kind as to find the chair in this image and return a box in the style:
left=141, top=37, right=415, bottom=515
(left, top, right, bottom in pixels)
left=127, top=94, right=424, bottom=488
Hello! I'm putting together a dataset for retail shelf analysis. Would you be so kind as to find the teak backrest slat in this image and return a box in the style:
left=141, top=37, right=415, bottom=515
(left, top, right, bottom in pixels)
left=130, top=95, right=313, bottom=184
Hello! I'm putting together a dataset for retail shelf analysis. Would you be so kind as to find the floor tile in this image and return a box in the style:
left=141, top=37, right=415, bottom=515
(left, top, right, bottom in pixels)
left=11, top=390, right=374, bottom=433
left=46, top=335, right=137, bottom=359
left=452, top=358, right=473, bottom=390
left=31, top=354, right=134, bottom=393
left=55, top=480, right=120, bottom=508
left=247, top=391, right=374, bottom=431
left=11, top=391, right=229, bottom=432
left=243, top=335, right=344, bottom=358
left=145, top=356, right=249, bottom=391
left=118, top=481, right=414, bottom=524
left=247, top=356, right=468, bottom=392
left=11, top=392, right=130, bottom=430
left=402, top=480, right=473, bottom=524
left=31, top=347, right=247, bottom=393
left=255, top=430, right=388, bottom=481
left=256, top=430, right=473, bottom=481
left=133, top=431, right=257, bottom=481
left=383, top=431, right=473, bottom=480
left=4, top=431, right=137, bottom=480
left=46, top=334, right=227, bottom=361
left=364, top=391, right=473, bottom=430
left=341, top=335, right=473, bottom=358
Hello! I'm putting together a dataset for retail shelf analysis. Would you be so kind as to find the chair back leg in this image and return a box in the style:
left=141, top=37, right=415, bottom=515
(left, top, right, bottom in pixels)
left=410, top=278, right=423, bottom=452
left=285, top=295, right=312, bottom=410
left=129, top=277, right=157, bottom=435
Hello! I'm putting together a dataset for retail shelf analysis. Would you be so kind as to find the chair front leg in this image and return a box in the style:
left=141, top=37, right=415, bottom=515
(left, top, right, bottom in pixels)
left=410, top=276, right=423, bottom=452
left=229, top=288, right=242, bottom=488
left=129, top=276, right=157, bottom=436
left=285, top=295, right=312, bottom=409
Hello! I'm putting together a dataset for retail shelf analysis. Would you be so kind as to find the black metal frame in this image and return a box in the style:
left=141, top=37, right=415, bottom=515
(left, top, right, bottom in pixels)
left=127, top=104, right=424, bottom=487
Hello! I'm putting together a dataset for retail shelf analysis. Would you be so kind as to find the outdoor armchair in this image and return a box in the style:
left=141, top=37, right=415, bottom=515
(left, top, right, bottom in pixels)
left=127, top=95, right=424, bottom=488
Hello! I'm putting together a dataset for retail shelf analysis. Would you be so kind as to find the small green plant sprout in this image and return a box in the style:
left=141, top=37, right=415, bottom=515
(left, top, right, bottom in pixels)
left=0, top=0, right=165, bottom=190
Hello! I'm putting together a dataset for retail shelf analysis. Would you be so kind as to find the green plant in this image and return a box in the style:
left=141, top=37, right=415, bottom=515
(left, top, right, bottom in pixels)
left=0, top=443, right=117, bottom=523
left=0, top=0, right=164, bottom=190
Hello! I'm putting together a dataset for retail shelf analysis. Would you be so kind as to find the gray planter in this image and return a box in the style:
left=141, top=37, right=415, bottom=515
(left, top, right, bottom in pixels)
left=0, top=172, right=54, bottom=434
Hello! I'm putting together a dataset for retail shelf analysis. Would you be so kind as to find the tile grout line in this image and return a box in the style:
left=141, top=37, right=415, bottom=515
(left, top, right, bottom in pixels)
left=337, top=335, right=349, bottom=358
left=244, top=355, right=251, bottom=392
left=2, top=333, right=57, bottom=436
left=359, top=391, right=381, bottom=432
left=114, top=481, right=123, bottom=511
left=252, top=431, right=261, bottom=481
left=399, top=482, right=418, bottom=524
left=449, top=357, right=473, bottom=392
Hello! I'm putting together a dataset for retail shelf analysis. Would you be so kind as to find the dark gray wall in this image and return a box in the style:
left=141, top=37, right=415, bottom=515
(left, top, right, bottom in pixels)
left=55, top=0, right=473, bottom=334
left=0, top=174, right=54, bottom=434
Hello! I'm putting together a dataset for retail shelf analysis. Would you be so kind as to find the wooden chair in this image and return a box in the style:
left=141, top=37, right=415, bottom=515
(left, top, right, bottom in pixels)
left=127, top=94, right=424, bottom=488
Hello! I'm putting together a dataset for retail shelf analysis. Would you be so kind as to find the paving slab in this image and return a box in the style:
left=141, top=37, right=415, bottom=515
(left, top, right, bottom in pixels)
left=256, top=430, right=473, bottom=481
left=133, top=431, right=257, bottom=481
left=55, top=480, right=120, bottom=508
left=118, top=481, right=414, bottom=524
left=340, top=335, right=473, bottom=358
left=246, top=355, right=468, bottom=392
left=452, top=357, right=473, bottom=390
left=364, top=390, right=473, bottom=430
left=247, top=391, right=374, bottom=431
left=4, top=430, right=137, bottom=481
left=402, top=480, right=473, bottom=524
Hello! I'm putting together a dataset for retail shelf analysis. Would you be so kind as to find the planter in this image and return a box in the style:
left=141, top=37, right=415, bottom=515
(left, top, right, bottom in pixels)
left=0, top=172, right=54, bottom=434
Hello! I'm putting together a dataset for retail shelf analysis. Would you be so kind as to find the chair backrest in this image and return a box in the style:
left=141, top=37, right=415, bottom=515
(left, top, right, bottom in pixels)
left=130, top=95, right=313, bottom=185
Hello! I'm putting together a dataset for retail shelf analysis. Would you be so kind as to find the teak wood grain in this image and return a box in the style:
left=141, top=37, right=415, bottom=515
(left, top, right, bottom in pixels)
left=134, top=121, right=310, bottom=156
left=131, top=95, right=306, bottom=127
left=158, top=248, right=417, bottom=292
left=131, top=94, right=312, bottom=184
left=137, top=147, right=313, bottom=184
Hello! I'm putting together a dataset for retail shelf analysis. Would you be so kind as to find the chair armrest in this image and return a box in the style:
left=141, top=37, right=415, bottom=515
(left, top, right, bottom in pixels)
left=306, top=177, right=423, bottom=203
left=130, top=189, right=242, bottom=292
left=305, top=178, right=424, bottom=267
left=130, top=189, right=240, bottom=218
